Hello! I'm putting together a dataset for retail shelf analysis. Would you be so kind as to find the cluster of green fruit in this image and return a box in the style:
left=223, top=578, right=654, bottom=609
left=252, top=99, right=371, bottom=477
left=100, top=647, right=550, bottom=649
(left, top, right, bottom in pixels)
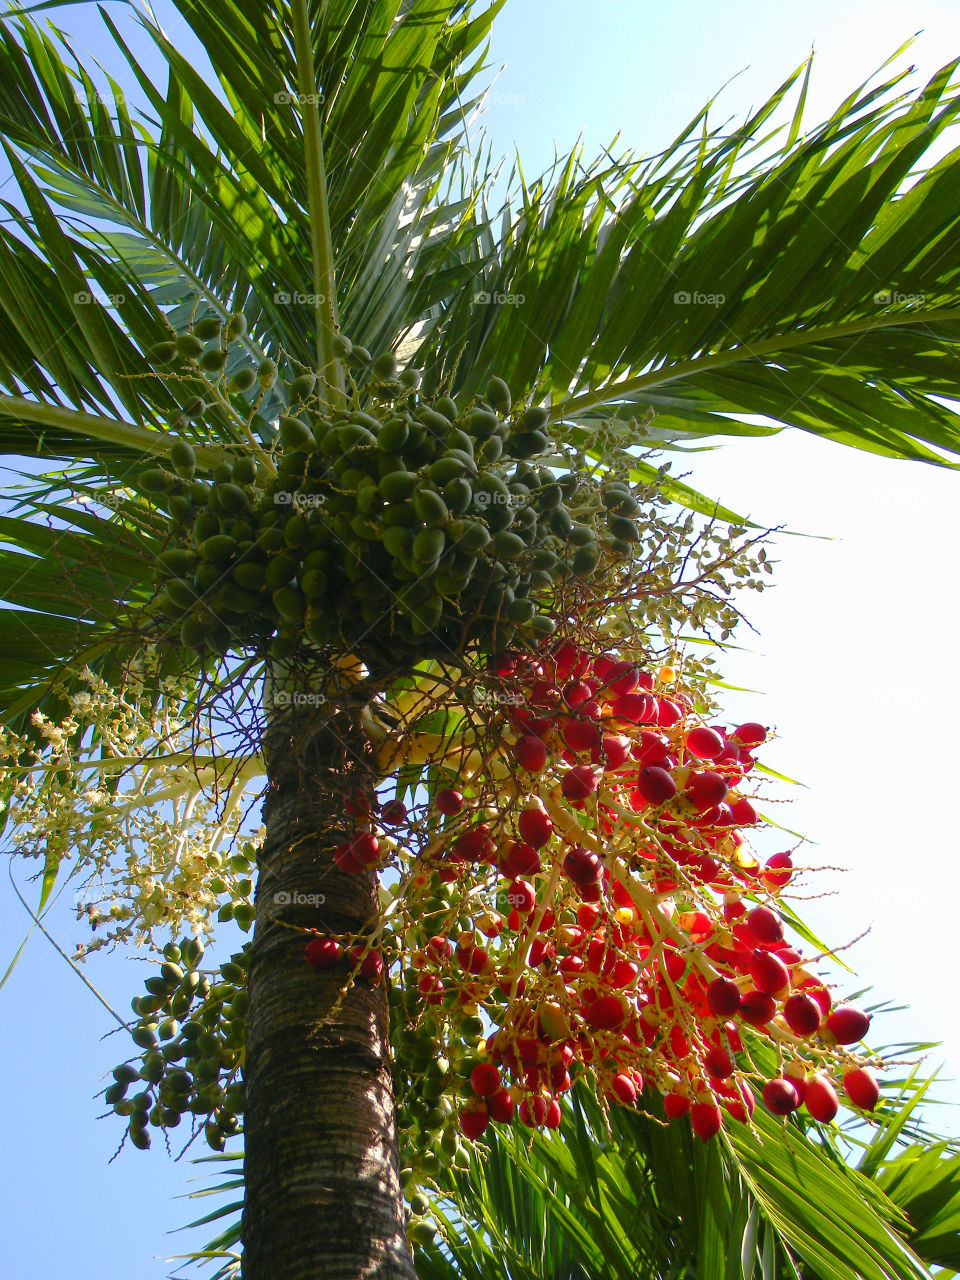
left=143, top=328, right=644, bottom=659
left=105, top=936, right=247, bottom=1153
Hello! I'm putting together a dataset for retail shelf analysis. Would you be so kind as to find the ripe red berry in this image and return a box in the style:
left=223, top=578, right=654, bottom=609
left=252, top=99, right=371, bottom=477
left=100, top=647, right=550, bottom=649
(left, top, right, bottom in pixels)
left=843, top=1067, right=880, bottom=1111
left=729, top=795, right=758, bottom=826
left=705, top=1045, right=735, bottom=1079
left=763, top=1078, right=800, bottom=1116
left=606, top=661, right=642, bottom=696
left=803, top=1074, right=839, bottom=1123
left=349, top=946, right=384, bottom=981
left=783, top=992, right=822, bottom=1037
left=706, top=976, right=742, bottom=1018
left=685, top=726, right=725, bottom=760
left=515, top=735, right=548, bottom=773
left=635, top=765, right=677, bottom=805
left=501, top=840, right=541, bottom=878
left=745, top=905, right=784, bottom=947
left=687, top=770, right=728, bottom=810
left=601, top=733, right=632, bottom=768
left=691, top=1101, right=723, bottom=1140
left=518, top=806, right=553, bottom=848
left=732, top=721, right=767, bottom=747
left=504, top=879, right=536, bottom=914
left=519, top=1095, right=548, bottom=1127
left=544, top=1097, right=562, bottom=1129
left=417, top=973, right=444, bottom=1004
left=656, top=698, right=683, bottom=727
left=304, top=938, right=340, bottom=967
left=470, top=1062, right=502, bottom=1097
left=563, top=679, right=593, bottom=707
left=487, top=1088, right=516, bottom=1123
left=826, top=1005, right=871, bottom=1044
left=379, top=799, right=407, bottom=825
left=761, top=851, right=793, bottom=890
left=610, top=1073, right=638, bottom=1105
left=561, top=764, right=601, bottom=801
left=351, top=833, right=381, bottom=866
left=749, top=948, right=790, bottom=996
left=563, top=845, right=602, bottom=885
left=739, top=989, right=777, bottom=1027
left=436, top=788, right=464, bottom=815
left=459, top=1101, right=490, bottom=1140
left=333, top=842, right=365, bottom=873
left=563, top=717, right=601, bottom=751
left=664, top=1093, right=690, bottom=1119
left=584, top=993, right=627, bottom=1029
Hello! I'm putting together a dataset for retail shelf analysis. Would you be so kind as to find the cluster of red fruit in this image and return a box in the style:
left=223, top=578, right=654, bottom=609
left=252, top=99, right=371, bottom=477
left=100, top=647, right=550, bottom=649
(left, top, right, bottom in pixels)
left=308, top=643, right=882, bottom=1142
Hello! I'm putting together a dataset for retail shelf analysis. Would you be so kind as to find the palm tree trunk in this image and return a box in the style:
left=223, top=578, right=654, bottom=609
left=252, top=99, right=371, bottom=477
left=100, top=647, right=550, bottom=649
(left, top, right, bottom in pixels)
left=243, top=698, right=415, bottom=1280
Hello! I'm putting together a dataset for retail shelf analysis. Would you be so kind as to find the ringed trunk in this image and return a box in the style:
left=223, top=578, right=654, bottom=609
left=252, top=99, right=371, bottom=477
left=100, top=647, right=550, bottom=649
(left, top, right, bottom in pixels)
left=242, top=698, right=414, bottom=1279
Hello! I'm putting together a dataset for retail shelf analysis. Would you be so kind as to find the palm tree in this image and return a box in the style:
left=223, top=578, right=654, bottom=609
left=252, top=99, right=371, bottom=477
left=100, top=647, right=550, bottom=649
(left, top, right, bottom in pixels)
left=4, top=2, right=960, bottom=1276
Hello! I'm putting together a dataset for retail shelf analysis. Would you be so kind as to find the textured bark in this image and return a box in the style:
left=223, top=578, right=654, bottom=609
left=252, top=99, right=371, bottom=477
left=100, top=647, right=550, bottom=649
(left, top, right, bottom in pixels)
left=243, top=701, right=415, bottom=1280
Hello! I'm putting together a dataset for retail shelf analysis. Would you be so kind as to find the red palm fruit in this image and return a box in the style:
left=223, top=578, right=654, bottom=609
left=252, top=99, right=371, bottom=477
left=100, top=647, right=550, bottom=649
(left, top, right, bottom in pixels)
left=459, top=1101, right=490, bottom=1140
left=691, top=1101, right=723, bottom=1140
left=436, top=788, right=464, bottom=815
left=843, top=1067, right=880, bottom=1111
left=379, top=799, right=407, bottom=825
left=504, top=878, right=536, bottom=914
left=454, top=824, right=493, bottom=862
left=528, top=939, right=552, bottom=966
left=636, top=766, right=677, bottom=805
left=723, top=1021, right=744, bottom=1052
left=304, top=938, right=341, bottom=967
left=515, top=734, right=548, bottom=773
left=418, top=974, right=444, bottom=1004
left=349, top=946, right=384, bottom=981
left=775, top=945, right=802, bottom=966
left=488, top=650, right=518, bottom=676
left=749, top=948, right=790, bottom=996
left=739, top=989, right=777, bottom=1026
left=687, top=770, right=728, bottom=809
left=656, top=698, right=683, bottom=727
left=426, top=935, right=453, bottom=961
left=563, top=678, right=593, bottom=707
left=605, top=660, right=642, bottom=695
left=732, top=721, right=767, bottom=747
left=519, top=1096, right=548, bottom=1127
left=610, top=1073, right=638, bottom=1105
left=602, top=734, right=632, bottom=768
left=333, top=842, right=365, bottom=873
left=726, top=1080, right=756, bottom=1123
left=518, top=806, right=553, bottom=848
left=804, top=1074, right=839, bottom=1123
left=563, top=717, right=601, bottom=751
left=553, top=642, right=588, bottom=679
left=706, top=976, right=742, bottom=1018
left=705, top=1045, right=735, bottom=1079
left=577, top=902, right=601, bottom=930
left=763, top=1078, right=801, bottom=1116
left=487, top=1088, right=516, bottom=1123
left=761, top=851, right=793, bottom=890
left=826, top=1005, right=871, bottom=1044
left=800, top=980, right=832, bottom=1015
left=664, top=1093, right=690, bottom=1120
left=544, top=1097, right=563, bottom=1129
left=549, top=1066, right=573, bottom=1093
left=501, top=840, right=541, bottom=878
left=458, top=944, right=492, bottom=975
left=470, top=1062, right=501, bottom=1097
left=635, top=730, right=670, bottom=765
left=728, top=795, right=758, bottom=825
left=783, top=992, right=822, bottom=1036
left=610, top=958, right=640, bottom=988
left=685, top=725, right=726, bottom=760
left=746, top=905, right=784, bottom=947
left=561, top=764, right=601, bottom=801
left=563, top=845, right=602, bottom=885
left=351, top=833, right=380, bottom=866
left=584, top=993, right=627, bottom=1029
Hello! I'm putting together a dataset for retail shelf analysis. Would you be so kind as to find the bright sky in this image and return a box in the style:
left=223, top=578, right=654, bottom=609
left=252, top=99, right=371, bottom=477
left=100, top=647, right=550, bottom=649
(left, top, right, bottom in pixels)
left=2, top=3, right=959, bottom=1277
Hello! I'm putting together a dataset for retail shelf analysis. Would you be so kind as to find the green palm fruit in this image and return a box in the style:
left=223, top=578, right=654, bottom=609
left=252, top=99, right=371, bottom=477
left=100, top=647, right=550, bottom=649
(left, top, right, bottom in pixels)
left=213, top=461, right=234, bottom=484
left=199, top=534, right=238, bottom=562
left=450, top=519, right=491, bottom=553
left=538, top=482, right=563, bottom=509
left=506, top=429, right=548, bottom=458
left=199, top=348, right=228, bottom=374
left=272, top=586, right=305, bottom=625
left=443, top=478, right=473, bottom=515
left=256, top=526, right=286, bottom=554
left=257, top=358, right=277, bottom=389
left=521, top=405, right=550, bottom=430
left=283, top=514, right=310, bottom=547
left=270, top=631, right=297, bottom=659
left=569, top=523, right=596, bottom=546
left=427, top=455, right=465, bottom=485
left=484, top=502, right=515, bottom=534
left=527, top=613, right=557, bottom=638
left=434, top=395, right=458, bottom=419
left=148, top=339, right=177, bottom=364
left=225, top=314, right=247, bottom=341
left=169, top=495, right=196, bottom=524
left=572, top=544, right=600, bottom=577
left=608, top=514, right=640, bottom=541
left=476, top=435, right=503, bottom=464
left=557, top=472, right=578, bottom=496
left=140, top=468, right=170, bottom=494
left=486, top=376, right=512, bottom=412
left=351, top=410, right=383, bottom=432
left=373, top=351, right=398, bottom=379
left=413, top=489, right=448, bottom=526
left=465, top=408, right=500, bottom=437
left=279, top=416, right=315, bottom=451
left=176, top=333, right=205, bottom=360
left=331, top=333, right=352, bottom=357
left=169, top=440, right=197, bottom=477
left=180, top=939, right=204, bottom=968
left=193, top=563, right=220, bottom=592
left=507, top=596, right=537, bottom=624
left=528, top=569, right=553, bottom=590
left=159, top=548, right=193, bottom=574
left=216, top=483, right=249, bottom=515
left=166, top=578, right=198, bottom=610
left=289, top=372, right=317, bottom=401
left=416, top=407, right=451, bottom=436
left=193, top=316, right=222, bottom=341
left=398, top=367, right=421, bottom=389
left=132, top=1026, right=158, bottom=1050
left=413, top=528, right=445, bottom=564
left=349, top=344, right=372, bottom=365
left=609, top=537, right=635, bottom=555
left=227, top=367, right=257, bottom=393
left=379, top=418, right=410, bottom=452
left=194, top=510, right=221, bottom=541
left=548, top=507, right=574, bottom=537
left=216, top=583, right=256, bottom=614
left=382, top=526, right=412, bottom=558
left=379, top=471, right=419, bottom=503
left=128, top=1124, right=151, bottom=1150
left=232, top=456, right=258, bottom=485
left=529, top=547, right=558, bottom=573
left=264, top=553, right=299, bottom=588
left=179, top=616, right=208, bottom=648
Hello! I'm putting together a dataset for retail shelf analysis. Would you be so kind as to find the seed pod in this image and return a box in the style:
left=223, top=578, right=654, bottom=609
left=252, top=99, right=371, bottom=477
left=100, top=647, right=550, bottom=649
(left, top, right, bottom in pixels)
left=227, top=367, right=257, bottom=393
left=176, top=333, right=205, bottom=360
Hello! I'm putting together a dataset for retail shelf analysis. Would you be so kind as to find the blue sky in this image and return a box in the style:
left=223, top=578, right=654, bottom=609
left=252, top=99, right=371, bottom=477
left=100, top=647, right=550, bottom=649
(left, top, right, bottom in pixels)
left=2, top=2, right=960, bottom=1276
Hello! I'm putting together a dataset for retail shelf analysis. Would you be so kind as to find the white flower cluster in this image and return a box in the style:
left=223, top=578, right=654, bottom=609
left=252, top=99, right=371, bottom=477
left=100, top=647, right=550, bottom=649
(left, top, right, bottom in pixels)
left=0, top=652, right=264, bottom=956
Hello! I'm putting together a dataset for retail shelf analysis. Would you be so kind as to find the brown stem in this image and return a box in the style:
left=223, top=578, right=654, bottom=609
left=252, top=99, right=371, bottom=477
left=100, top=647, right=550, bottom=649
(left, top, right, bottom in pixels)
left=242, top=702, right=415, bottom=1280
